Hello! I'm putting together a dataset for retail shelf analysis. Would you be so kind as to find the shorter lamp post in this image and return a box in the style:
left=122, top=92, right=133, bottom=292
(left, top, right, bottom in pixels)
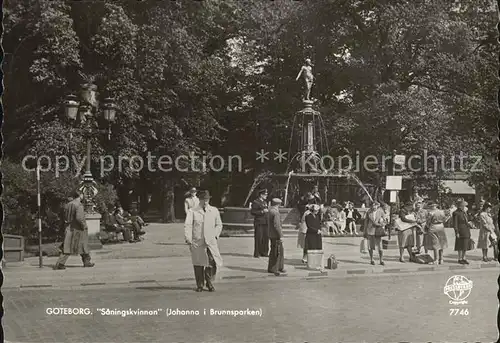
left=64, top=85, right=117, bottom=249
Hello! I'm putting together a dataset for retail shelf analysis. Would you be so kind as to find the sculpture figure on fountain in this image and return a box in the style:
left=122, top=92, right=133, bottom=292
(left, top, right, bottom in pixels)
left=296, top=58, right=314, bottom=101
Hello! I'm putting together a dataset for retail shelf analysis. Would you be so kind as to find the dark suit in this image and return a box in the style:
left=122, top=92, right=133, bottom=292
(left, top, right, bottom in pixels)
left=251, top=198, right=269, bottom=257
left=268, top=206, right=284, bottom=273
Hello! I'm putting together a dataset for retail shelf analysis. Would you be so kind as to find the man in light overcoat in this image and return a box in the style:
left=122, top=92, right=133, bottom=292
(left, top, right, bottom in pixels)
left=54, top=190, right=94, bottom=269
left=184, top=190, right=223, bottom=292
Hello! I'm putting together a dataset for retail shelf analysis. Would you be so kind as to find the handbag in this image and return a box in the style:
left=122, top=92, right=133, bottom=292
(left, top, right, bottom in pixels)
left=360, top=239, right=368, bottom=253
left=374, top=225, right=386, bottom=236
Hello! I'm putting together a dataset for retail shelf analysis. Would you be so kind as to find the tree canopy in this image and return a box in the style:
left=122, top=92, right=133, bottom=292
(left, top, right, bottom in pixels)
left=3, top=0, right=498, bottom=217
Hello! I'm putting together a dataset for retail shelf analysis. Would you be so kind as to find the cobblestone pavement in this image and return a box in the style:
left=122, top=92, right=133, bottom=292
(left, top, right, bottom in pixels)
left=3, top=269, right=498, bottom=343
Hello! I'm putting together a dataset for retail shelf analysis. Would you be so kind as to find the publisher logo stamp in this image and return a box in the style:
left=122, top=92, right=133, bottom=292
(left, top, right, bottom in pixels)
left=444, top=275, right=473, bottom=305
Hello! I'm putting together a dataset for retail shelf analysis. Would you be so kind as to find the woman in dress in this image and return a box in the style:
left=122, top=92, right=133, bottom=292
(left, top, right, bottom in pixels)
left=424, top=202, right=450, bottom=264
left=477, top=202, right=497, bottom=262
left=363, top=201, right=387, bottom=265
left=297, top=193, right=315, bottom=263
left=397, top=202, right=418, bottom=263
left=453, top=199, right=472, bottom=264
left=338, top=204, right=347, bottom=235
left=305, top=204, right=323, bottom=251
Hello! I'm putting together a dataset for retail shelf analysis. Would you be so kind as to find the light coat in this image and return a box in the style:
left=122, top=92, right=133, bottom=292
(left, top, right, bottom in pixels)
left=364, top=208, right=387, bottom=236
left=184, top=204, right=223, bottom=267
left=477, top=211, right=496, bottom=249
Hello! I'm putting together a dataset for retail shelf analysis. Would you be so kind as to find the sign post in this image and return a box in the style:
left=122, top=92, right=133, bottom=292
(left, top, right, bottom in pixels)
left=386, top=153, right=405, bottom=241
left=36, top=164, right=43, bottom=268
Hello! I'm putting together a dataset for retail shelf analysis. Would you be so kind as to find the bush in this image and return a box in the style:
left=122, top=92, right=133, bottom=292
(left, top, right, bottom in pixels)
left=2, top=159, right=118, bottom=244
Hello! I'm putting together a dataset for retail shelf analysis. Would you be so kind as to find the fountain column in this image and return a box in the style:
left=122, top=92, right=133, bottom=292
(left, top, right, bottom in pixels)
left=299, top=100, right=320, bottom=173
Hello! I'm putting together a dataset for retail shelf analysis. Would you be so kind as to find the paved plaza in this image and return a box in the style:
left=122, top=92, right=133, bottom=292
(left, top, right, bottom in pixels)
left=3, top=270, right=499, bottom=342
left=3, top=223, right=500, bottom=342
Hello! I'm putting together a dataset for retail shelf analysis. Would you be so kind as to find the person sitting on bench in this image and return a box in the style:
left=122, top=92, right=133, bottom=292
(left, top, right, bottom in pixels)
left=130, top=209, right=147, bottom=241
left=114, top=207, right=134, bottom=243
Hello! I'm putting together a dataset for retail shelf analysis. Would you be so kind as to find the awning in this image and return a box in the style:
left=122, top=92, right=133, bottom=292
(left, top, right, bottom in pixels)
left=441, top=180, right=475, bottom=195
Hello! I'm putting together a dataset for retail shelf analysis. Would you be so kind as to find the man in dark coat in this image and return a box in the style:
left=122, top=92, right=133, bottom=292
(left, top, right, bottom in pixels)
left=251, top=189, right=269, bottom=258
left=267, top=198, right=286, bottom=276
left=54, top=190, right=94, bottom=270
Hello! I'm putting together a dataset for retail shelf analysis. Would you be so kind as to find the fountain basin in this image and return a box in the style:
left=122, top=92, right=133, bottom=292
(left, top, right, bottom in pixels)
left=221, top=207, right=300, bottom=235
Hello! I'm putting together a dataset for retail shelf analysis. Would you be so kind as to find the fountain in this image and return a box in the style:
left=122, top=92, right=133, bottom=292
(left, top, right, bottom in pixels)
left=221, top=59, right=373, bottom=235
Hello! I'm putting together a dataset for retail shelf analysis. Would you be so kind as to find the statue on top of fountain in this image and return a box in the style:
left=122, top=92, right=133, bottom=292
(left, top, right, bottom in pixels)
left=296, top=58, right=315, bottom=102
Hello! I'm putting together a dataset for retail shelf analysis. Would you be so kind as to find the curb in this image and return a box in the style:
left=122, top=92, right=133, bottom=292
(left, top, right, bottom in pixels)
left=6, top=262, right=497, bottom=290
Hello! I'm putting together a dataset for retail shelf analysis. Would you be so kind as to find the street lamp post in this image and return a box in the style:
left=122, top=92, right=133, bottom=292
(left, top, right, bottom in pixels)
left=64, top=85, right=117, bottom=250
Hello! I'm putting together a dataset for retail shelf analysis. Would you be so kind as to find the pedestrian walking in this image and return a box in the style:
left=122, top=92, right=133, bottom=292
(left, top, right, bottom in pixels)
left=184, top=190, right=223, bottom=292
left=54, top=190, right=94, bottom=270
left=363, top=201, right=387, bottom=265
left=424, top=202, right=449, bottom=264
left=305, top=204, right=323, bottom=250
left=267, top=198, right=286, bottom=276
left=251, top=189, right=269, bottom=258
left=477, top=202, right=497, bottom=262
left=453, top=199, right=474, bottom=264
left=184, top=187, right=199, bottom=215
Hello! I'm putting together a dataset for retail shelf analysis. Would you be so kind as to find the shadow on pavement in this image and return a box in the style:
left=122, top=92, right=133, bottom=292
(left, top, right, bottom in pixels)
left=284, top=258, right=305, bottom=266
left=337, top=259, right=366, bottom=265
left=324, top=241, right=358, bottom=247
left=221, top=253, right=254, bottom=258
left=135, top=286, right=194, bottom=291
left=225, top=266, right=267, bottom=273
left=154, top=242, right=186, bottom=246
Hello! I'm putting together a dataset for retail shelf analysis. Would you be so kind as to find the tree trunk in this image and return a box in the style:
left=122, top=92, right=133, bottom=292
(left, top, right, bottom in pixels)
left=162, top=179, right=176, bottom=223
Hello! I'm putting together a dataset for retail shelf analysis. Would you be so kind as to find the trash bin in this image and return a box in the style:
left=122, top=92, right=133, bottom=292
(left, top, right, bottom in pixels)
left=306, top=250, right=323, bottom=270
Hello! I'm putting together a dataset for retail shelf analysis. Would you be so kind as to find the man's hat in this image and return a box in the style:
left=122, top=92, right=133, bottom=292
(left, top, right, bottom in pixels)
left=271, top=198, right=282, bottom=205
left=457, top=199, right=468, bottom=206
left=198, top=190, right=211, bottom=200
left=189, top=187, right=197, bottom=192
left=258, top=189, right=268, bottom=195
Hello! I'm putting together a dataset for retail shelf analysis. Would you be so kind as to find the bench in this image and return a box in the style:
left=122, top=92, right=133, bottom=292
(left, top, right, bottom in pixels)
left=4, top=234, right=24, bottom=262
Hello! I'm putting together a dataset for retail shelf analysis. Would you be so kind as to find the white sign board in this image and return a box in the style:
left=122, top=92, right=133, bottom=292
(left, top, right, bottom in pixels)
left=393, top=155, right=406, bottom=165
left=386, top=175, right=403, bottom=190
